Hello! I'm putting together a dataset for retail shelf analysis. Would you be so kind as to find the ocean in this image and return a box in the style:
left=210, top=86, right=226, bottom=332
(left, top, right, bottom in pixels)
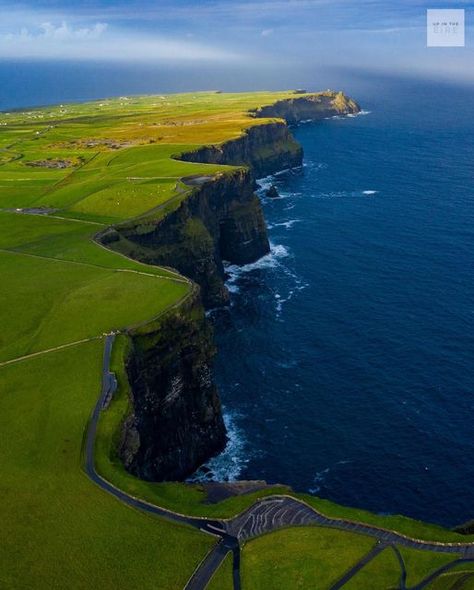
left=203, top=76, right=474, bottom=528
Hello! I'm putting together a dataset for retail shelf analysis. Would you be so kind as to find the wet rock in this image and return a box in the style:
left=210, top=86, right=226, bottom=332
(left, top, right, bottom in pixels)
left=266, top=185, right=280, bottom=199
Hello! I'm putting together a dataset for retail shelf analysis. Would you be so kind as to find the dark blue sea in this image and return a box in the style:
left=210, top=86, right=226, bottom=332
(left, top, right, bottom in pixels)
left=203, top=76, right=474, bottom=528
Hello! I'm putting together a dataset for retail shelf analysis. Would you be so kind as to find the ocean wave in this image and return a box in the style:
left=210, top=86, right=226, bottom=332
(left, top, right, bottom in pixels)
left=226, top=242, right=290, bottom=276
left=312, top=189, right=379, bottom=199
left=326, top=110, right=371, bottom=120
left=224, top=242, right=310, bottom=318
left=267, top=219, right=301, bottom=230
left=274, top=276, right=309, bottom=316
left=188, top=410, right=248, bottom=482
left=256, top=176, right=275, bottom=193
left=224, top=243, right=289, bottom=296
left=303, top=161, right=328, bottom=171
left=308, top=467, right=331, bottom=494
left=308, top=460, right=352, bottom=494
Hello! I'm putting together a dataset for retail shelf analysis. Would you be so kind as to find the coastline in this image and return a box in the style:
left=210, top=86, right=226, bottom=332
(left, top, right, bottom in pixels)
left=98, top=91, right=361, bottom=484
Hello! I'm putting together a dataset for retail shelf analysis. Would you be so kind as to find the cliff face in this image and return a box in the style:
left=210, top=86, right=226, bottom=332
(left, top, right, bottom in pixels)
left=104, top=90, right=360, bottom=483
left=250, top=91, right=360, bottom=124
left=106, top=168, right=270, bottom=307
left=178, top=121, right=303, bottom=179
left=120, top=295, right=227, bottom=481
left=102, top=92, right=360, bottom=308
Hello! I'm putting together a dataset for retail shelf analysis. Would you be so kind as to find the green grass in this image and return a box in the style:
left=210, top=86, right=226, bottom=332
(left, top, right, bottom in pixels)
left=302, top=496, right=474, bottom=544
left=342, top=547, right=401, bottom=589
left=399, top=546, right=458, bottom=586
left=206, top=552, right=234, bottom=590
left=239, top=530, right=464, bottom=589
left=0, top=249, right=188, bottom=362
left=240, top=527, right=376, bottom=589
left=425, top=563, right=474, bottom=589
left=0, top=342, right=214, bottom=589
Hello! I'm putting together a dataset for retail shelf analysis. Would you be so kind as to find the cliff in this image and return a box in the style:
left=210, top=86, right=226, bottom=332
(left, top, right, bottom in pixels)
left=177, top=121, right=303, bottom=179
left=100, top=91, right=360, bottom=308
left=120, top=293, right=227, bottom=481
left=250, top=90, right=360, bottom=124
left=100, top=90, right=360, bottom=482
left=102, top=167, right=270, bottom=307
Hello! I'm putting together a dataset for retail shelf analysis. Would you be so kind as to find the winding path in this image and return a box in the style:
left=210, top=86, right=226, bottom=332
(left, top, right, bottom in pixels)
left=84, top=336, right=474, bottom=589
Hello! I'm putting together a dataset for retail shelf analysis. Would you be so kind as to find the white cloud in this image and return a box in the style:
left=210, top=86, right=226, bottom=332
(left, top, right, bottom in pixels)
left=0, top=21, right=244, bottom=62
left=40, top=22, right=108, bottom=40
left=261, top=28, right=274, bottom=37
left=3, top=21, right=108, bottom=42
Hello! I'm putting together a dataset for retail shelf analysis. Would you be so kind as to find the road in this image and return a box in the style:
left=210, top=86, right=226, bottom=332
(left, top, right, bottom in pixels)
left=84, top=336, right=474, bottom=589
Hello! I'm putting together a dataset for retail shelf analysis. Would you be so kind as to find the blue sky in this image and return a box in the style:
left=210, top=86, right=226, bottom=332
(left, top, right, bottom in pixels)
left=0, top=1, right=472, bottom=84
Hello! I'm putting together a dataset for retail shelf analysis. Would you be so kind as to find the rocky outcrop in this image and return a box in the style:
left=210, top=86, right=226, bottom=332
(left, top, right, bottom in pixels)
left=120, top=295, right=226, bottom=481
left=250, top=90, right=360, bottom=124
left=266, top=185, right=280, bottom=199
left=453, top=520, right=474, bottom=535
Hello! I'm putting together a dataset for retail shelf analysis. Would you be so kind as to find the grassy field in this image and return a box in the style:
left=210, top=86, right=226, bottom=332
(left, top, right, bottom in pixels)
left=0, top=342, right=213, bottom=589
left=240, top=528, right=467, bottom=590
left=1, top=89, right=471, bottom=589
left=0, top=91, right=305, bottom=223
left=241, top=527, right=376, bottom=589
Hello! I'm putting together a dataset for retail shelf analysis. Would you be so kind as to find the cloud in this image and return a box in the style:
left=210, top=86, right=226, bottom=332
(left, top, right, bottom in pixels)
left=3, top=21, right=108, bottom=42
left=39, top=22, right=108, bottom=40
left=0, top=21, right=244, bottom=62
left=261, top=28, right=274, bottom=37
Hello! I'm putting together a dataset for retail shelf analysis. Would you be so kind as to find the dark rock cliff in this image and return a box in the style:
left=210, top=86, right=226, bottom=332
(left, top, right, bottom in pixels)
left=177, top=121, right=303, bottom=179
left=120, top=295, right=227, bottom=481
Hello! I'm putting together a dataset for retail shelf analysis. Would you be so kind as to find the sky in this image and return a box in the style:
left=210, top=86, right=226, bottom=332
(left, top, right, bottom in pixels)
left=0, top=0, right=473, bottom=98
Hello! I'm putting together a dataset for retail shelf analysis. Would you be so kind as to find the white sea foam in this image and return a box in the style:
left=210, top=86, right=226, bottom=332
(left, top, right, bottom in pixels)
left=256, top=175, right=275, bottom=193
left=308, top=460, right=352, bottom=494
left=189, top=410, right=248, bottom=482
left=313, top=189, right=379, bottom=199
left=227, top=242, right=289, bottom=275
left=308, top=467, right=331, bottom=494
left=303, top=161, right=328, bottom=172
left=267, top=219, right=301, bottom=230
left=224, top=243, right=290, bottom=297
left=326, top=110, right=371, bottom=121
